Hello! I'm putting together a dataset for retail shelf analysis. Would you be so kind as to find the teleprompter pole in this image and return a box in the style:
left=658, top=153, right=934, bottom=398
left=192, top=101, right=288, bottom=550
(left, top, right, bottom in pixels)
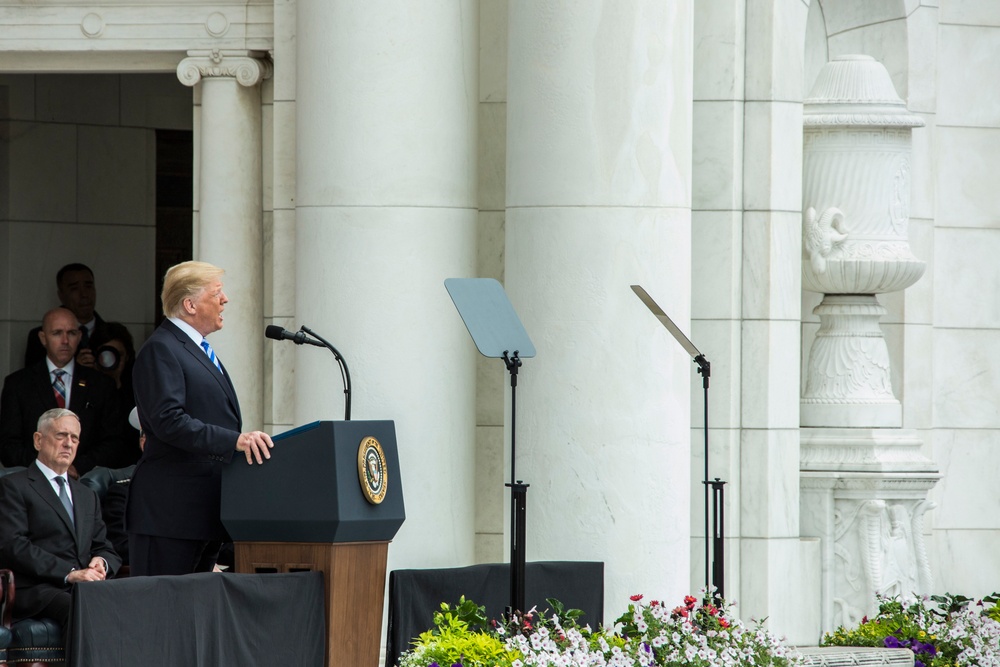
left=504, top=350, right=529, bottom=615
left=631, top=285, right=726, bottom=602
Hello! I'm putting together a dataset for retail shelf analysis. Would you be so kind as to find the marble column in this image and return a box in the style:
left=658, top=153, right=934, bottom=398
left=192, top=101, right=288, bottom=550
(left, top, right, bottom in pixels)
left=737, top=0, right=819, bottom=644
left=177, top=49, right=270, bottom=430
left=293, top=1, right=479, bottom=569
left=505, top=1, right=693, bottom=611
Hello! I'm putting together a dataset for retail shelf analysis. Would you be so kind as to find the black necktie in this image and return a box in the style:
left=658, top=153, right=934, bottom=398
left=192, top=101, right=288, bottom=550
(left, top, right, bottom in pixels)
left=79, top=325, right=90, bottom=348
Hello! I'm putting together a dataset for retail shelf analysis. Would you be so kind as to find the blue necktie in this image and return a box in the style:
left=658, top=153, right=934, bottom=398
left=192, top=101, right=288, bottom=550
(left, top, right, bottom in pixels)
left=201, top=339, right=223, bottom=373
left=55, top=476, right=75, bottom=527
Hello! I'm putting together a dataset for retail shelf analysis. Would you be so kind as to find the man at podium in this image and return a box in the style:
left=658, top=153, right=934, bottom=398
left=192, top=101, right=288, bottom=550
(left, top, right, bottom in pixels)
left=128, top=261, right=274, bottom=576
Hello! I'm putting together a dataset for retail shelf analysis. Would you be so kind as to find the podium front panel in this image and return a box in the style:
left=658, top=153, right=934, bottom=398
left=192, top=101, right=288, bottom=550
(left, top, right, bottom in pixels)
left=221, top=420, right=405, bottom=542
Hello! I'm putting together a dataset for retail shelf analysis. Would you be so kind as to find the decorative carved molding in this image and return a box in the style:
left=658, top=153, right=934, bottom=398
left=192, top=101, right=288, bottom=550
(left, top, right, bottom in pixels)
left=889, top=158, right=910, bottom=236
left=912, top=500, right=935, bottom=592
left=803, top=55, right=925, bottom=130
left=802, top=478, right=941, bottom=495
left=825, top=495, right=936, bottom=626
left=801, top=426, right=940, bottom=632
left=804, top=207, right=849, bottom=274
left=803, top=295, right=894, bottom=403
left=80, top=13, right=105, bottom=39
left=205, top=12, right=230, bottom=38
left=177, top=50, right=273, bottom=88
left=804, top=114, right=925, bottom=127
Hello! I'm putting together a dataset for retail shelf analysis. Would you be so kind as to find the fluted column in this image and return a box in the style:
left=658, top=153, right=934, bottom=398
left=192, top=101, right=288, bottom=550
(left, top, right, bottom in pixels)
left=506, top=1, right=693, bottom=610
left=294, top=1, right=479, bottom=571
left=177, top=50, right=270, bottom=430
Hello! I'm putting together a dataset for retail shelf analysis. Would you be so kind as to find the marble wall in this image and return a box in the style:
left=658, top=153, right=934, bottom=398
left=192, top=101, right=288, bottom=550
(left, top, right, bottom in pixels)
left=475, top=0, right=508, bottom=565
left=0, top=73, right=191, bottom=380
left=929, top=1, right=1000, bottom=596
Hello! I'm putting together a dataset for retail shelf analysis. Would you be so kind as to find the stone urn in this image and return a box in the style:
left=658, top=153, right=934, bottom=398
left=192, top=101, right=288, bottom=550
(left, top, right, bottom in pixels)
left=800, top=55, right=925, bottom=428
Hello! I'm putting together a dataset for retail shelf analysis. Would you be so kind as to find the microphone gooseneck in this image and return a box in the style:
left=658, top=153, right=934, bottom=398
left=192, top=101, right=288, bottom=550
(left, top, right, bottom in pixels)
left=263, top=324, right=352, bottom=420
left=300, top=325, right=352, bottom=421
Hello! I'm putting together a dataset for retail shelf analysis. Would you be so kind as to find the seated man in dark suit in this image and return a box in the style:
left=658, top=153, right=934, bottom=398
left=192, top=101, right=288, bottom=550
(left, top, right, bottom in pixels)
left=0, top=307, right=125, bottom=474
left=0, top=408, right=121, bottom=628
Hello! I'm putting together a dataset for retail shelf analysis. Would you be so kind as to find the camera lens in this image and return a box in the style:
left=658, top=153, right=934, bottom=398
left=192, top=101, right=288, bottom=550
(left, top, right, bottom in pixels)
left=95, top=345, right=121, bottom=370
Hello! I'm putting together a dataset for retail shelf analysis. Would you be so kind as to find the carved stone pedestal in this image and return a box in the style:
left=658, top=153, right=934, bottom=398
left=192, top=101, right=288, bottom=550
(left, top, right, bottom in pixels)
left=802, top=295, right=900, bottom=428
left=801, top=428, right=940, bottom=633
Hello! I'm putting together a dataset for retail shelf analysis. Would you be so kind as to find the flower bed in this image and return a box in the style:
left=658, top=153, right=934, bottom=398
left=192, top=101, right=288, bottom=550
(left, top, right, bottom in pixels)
left=398, top=594, right=800, bottom=667
left=822, top=593, right=1000, bottom=667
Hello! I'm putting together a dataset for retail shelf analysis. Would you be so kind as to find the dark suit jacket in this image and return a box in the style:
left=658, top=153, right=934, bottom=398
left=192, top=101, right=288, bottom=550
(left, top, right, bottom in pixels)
left=0, top=361, right=126, bottom=473
left=101, top=480, right=130, bottom=563
left=0, top=462, right=121, bottom=620
left=24, top=311, right=107, bottom=368
left=127, top=319, right=242, bottom=542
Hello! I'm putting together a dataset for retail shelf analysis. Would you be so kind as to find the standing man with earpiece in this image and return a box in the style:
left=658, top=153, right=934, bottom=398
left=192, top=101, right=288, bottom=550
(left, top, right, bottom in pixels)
left=128, top=261, right=274, bottom=576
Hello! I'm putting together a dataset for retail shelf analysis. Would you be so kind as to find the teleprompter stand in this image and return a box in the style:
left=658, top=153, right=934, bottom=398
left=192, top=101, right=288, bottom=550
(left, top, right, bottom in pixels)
left=631, top=285, right=726, bottom=601
left=445, top=278, right=536, bottom=616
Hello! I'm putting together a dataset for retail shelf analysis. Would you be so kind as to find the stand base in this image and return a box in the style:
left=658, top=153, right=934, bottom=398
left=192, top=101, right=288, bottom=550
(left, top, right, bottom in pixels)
left=236, top=541, right=389, bottom=667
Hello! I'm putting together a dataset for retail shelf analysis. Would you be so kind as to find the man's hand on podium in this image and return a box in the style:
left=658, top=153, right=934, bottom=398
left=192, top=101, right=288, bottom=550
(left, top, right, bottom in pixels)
left=237, top=431, right=274, bottom=464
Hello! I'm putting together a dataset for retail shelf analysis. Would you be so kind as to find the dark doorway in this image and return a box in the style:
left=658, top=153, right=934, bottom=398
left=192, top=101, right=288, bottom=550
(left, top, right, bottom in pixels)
left=155, top=129, right=193, bottom=325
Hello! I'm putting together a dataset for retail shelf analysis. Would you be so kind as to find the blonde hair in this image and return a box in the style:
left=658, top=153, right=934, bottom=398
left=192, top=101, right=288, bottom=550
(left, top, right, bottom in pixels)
left=161, top=261, right=225, bottom=318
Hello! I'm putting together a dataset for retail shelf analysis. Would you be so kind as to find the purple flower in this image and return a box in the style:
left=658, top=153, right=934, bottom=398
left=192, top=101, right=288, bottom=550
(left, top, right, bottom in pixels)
left=884, top=636, right=902, bottom=649
left=914, top=660, right=924, bottom=667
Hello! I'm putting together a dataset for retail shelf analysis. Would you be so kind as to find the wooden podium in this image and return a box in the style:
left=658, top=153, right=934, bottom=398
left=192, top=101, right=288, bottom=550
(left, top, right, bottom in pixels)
left=221, top=420, right=406, bottom=667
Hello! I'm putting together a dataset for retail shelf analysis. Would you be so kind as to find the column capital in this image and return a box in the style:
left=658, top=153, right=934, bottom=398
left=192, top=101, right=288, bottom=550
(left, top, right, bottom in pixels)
left=177, top=49, right=272, bottom=88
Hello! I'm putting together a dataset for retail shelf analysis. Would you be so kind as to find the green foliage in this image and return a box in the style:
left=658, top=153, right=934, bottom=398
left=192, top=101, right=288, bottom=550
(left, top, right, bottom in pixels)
left=822, top=593, right=1000, bottom=667
left=401, top=597, right=511, bottom=667
left=397, top=594, right=798, bottom=667
left=984, top=593, right=1000, bottom=623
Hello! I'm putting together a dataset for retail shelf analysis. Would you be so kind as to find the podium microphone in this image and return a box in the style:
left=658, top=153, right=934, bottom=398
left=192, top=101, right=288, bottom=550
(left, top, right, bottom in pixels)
left=264, top=325, right=325, bottom=348
left=264, top=324, right=353, bottom=421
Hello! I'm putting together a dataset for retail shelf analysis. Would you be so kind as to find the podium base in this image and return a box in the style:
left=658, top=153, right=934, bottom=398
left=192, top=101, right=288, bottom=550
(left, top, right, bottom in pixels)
left=236, top=541, right=389, bottom=667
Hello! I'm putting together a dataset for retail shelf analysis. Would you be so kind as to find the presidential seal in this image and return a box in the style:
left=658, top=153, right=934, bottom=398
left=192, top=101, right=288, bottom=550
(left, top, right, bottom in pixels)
left=358, top=436, right=388, bottom=504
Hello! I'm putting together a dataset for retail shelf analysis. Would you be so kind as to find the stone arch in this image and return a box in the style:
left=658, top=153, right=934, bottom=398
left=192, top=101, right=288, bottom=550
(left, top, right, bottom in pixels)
left=805, top=0, right=912, bottom=98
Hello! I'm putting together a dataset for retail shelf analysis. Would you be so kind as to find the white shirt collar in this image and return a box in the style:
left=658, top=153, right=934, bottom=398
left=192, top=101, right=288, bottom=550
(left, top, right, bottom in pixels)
left=46, top=356, right=76, bottom=376
left=35, top=458, right=69, bottom=484
left=168, top=317, right=206, bottom=346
